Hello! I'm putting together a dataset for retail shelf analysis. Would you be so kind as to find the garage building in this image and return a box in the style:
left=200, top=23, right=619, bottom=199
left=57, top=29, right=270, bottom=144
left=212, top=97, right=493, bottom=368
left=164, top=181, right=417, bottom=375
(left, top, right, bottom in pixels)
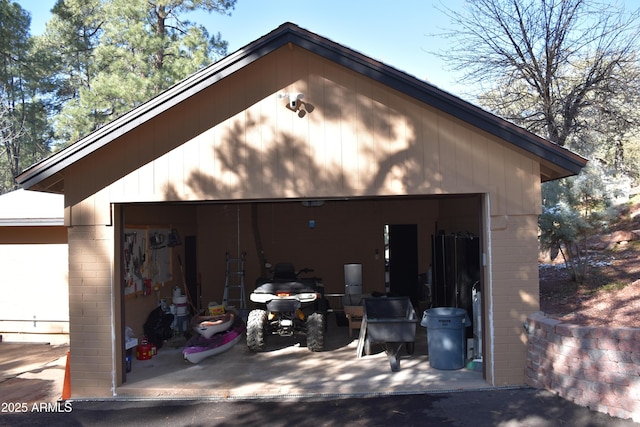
left=16, top=23, right=586, bottom=398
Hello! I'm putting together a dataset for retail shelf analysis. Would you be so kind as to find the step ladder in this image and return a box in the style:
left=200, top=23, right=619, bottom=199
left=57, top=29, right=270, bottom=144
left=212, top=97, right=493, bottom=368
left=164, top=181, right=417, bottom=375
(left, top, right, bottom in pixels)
left=222, top=251, right=247, bottom=309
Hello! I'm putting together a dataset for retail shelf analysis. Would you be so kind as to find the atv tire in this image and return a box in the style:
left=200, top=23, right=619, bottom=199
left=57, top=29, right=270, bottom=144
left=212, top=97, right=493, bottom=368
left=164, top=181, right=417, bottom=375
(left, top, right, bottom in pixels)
left=246, top=309, right=267, bottom=352
left=306, top=312, right=325, bottom=352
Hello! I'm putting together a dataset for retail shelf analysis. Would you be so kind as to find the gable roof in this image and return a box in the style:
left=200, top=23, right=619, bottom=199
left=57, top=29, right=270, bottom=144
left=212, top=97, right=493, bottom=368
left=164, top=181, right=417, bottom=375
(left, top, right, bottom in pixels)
left=16, top=22, right=586, bottom=193
left=0, top=189, right=64, bottom=226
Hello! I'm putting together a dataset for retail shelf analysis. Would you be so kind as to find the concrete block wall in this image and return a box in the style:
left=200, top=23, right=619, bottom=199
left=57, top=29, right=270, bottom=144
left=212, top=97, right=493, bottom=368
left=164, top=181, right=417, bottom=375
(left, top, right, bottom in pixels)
left=68, top=225, right=115, bottom=398
left=489, top=214, right=541, bottom=385
left=525, top=311, right=640, bottom=422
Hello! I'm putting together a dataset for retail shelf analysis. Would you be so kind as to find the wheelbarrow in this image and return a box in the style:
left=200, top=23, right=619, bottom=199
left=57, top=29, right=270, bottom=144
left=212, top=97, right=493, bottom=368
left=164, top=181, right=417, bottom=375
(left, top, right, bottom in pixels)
left=356, top=297, right=417, bottom=371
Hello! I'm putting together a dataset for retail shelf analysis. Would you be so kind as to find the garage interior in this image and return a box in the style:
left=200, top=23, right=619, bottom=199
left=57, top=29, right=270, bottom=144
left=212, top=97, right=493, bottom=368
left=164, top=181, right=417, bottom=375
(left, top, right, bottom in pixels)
left=118, top=315, right=487, bottom=399
left=118, top=193, right=487, bottom=395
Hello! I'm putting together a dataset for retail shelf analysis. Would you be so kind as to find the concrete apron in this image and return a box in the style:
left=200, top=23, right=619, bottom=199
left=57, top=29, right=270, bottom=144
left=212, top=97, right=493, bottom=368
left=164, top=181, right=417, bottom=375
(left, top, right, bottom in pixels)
left=117, top=320, right=489, bottom=400
left=0, top=342, right=69, bottom=404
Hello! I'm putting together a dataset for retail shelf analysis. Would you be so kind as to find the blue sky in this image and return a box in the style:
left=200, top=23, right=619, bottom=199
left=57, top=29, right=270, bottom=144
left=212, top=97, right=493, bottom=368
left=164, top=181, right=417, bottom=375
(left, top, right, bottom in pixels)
left=16, top=0, right=468, bottom=96
left=14, top=0, right=640, bottom=99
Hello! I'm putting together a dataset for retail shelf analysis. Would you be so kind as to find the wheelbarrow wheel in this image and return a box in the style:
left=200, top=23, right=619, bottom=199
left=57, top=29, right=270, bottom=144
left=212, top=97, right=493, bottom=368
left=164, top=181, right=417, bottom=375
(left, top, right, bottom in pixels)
left=405, top=341, right=415, bottom=355
left=364, top=337, right=373, bottom=355
left=389, top=355, right=400, bottom=371
left=385, top=343, right=403, bottom=372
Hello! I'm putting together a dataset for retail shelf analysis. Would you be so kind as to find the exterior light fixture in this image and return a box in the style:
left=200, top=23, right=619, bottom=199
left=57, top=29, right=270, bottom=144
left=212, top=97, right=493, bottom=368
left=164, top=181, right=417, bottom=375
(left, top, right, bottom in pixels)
left=279, top=92, right=304, bottom=110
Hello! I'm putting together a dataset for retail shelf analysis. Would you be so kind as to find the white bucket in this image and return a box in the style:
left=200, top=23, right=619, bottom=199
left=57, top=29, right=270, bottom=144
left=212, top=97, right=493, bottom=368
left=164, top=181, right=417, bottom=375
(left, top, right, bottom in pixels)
left=173, top=295, right=187, bottom=304
left=176, top=304, right=188, bottom=316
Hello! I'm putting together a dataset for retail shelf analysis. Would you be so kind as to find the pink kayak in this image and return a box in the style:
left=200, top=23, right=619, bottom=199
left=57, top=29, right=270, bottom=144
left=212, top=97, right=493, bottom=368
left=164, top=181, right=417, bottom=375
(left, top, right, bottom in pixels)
left=192, top=311, right=234, bottom=339
left=183, top=319, right=245, bottom=363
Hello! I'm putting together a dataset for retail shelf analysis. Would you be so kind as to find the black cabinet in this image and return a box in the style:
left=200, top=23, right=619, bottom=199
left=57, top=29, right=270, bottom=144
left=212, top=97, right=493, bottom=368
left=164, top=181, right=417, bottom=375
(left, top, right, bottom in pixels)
left=431, top=234, right=480, bottom=330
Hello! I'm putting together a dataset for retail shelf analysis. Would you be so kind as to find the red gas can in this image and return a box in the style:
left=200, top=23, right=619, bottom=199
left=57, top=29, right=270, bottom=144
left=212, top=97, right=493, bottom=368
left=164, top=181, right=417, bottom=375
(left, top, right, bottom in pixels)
left=136, top=338, right=153, bottom=360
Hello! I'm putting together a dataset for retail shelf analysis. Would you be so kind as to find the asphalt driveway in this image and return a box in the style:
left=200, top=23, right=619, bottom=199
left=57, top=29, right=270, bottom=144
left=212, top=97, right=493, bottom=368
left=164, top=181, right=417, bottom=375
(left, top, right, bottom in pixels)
left=1, top=342, right=638, bottom=426
left=1, top=389, right=639, bottom=426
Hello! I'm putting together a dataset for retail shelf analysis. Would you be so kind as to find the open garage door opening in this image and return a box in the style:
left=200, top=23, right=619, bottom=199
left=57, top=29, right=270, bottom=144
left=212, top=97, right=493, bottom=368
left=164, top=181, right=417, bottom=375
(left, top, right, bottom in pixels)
left=115, top=194, right=486, bottom=396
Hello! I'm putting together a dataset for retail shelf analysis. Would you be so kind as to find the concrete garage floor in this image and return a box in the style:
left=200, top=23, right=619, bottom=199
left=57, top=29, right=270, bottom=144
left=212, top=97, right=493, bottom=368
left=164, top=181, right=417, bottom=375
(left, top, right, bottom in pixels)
left=118, top=315, right=488, bottom=400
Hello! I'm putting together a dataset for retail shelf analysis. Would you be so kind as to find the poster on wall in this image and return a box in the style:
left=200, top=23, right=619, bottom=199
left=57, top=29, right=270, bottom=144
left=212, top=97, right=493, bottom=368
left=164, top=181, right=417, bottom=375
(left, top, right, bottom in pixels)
left=123, top=226, right=174, bottom=297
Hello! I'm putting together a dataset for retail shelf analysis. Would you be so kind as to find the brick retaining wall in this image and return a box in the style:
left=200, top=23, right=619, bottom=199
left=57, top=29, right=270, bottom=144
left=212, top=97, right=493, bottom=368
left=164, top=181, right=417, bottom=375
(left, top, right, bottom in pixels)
left=525, top=311, right=640, bottom=422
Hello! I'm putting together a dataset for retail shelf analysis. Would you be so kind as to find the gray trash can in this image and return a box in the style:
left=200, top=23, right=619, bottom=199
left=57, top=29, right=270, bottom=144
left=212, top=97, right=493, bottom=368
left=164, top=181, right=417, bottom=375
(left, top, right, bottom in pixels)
left=421, top=307, right=471, bottom=370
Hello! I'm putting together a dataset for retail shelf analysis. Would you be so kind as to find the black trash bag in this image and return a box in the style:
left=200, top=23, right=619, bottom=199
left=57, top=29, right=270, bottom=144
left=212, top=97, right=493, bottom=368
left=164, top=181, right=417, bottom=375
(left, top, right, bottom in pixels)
left=143, top=306, right=174, bottom=349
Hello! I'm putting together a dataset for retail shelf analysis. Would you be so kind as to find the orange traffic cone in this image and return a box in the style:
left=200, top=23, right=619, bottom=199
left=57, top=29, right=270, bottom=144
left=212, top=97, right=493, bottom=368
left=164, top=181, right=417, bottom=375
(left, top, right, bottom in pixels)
left=61, top=351, right=71, bottom=400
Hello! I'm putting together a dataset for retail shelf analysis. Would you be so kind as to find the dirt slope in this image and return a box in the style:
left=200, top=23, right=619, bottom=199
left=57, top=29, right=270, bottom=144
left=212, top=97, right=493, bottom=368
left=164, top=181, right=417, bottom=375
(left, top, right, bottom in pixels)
left=539, top=202, right=640, bottom=328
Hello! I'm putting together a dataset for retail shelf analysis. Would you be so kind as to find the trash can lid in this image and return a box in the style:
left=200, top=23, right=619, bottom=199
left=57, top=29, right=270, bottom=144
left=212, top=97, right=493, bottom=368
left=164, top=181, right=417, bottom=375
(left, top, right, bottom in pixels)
left=421, top=307, right=471, bottom=328
left=425, top=307, right=468, bottom=317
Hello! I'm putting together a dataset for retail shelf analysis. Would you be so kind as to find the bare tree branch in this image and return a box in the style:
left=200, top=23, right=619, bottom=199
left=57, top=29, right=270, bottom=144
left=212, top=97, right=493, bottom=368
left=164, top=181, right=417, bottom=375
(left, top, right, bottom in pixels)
left=432, top=0, right=640, bottom=164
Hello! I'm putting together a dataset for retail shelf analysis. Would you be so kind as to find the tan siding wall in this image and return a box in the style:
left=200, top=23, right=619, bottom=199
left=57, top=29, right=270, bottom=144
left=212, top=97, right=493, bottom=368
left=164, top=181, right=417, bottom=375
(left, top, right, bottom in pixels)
left=0, top=226, right=66, bottom=244
left=64, top=46, right=542, bottom=218
left=68, top=225, right=115, bottom=398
